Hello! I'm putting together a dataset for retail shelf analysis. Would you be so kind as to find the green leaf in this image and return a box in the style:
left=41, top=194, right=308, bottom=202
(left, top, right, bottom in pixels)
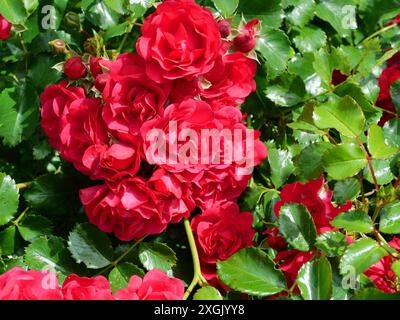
left=333, top=178, right=361, bottom=204
left=0, top=173, right=19, bottom=226
left=391, top=79, right=400, bottom=113
left=383, top=118, right=400, bottom=148
left=278, top=203, right=317, bottom=252
left=86, top=1, right=119, bottom=29
left=138, top=242, right=177, bottom=274
left=193, top=286, right=223, bottom=300
left=18, top=215, right=53, bottom=242
left=238, top=0, right=283, bottom=29
left=0, top=81, right=39, bottom=146
left=293, top=27, right=326, bottom=53
left=331, top=210, right=374, bottom=233
left=23, top=0, right=38, bottom=15
left=68, top=223, right=113, bottom=269
left=287, top=0, right=316, bottom=27
left=108, top=262, right=144, bottom=293
left=340, top=238, right=388, bottom=275
left=315, top=0, right=356, bottom=38
left=24, top=174, right=78, bottom=216
left=217, top=247, right=287, bottom=296
left=0, top=0, right=27, bottom=24
left=0, top=226, right=23, bottom=256
left=297, top=256, right=332, bottom=300
left=364, top=159, right=394, bottom=185
left=256, top=30, right=291, bottom=78
left=265, top=74, right=306, bottom=107
left=316, top=231, right=347, bottom=257
left=267, top=148, right=295, bottom=188
left=104, top=0, right=126, bottom=14
left=24, top=236, right=81, bottom=275
left=368, top=124, right=399, bottom=159
left=313, top=96, right=365, bottom=138
left=352, top=288, right=400, bottom=300
left=379, top=202, right=400, bottom=234
left=296, top=142, right=332, bottom=180
left=323, top=143, right=368, bottom=180
left=392, top=260, right=400, bottom=278
left=212, top=0, right=238, bottom=17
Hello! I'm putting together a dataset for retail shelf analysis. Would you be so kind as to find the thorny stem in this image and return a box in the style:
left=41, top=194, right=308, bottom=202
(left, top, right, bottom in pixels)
left=183, top=218, right=207, bottom=300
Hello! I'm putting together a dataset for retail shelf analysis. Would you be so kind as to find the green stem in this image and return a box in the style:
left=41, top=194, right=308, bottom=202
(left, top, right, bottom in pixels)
left=361, top=23, right=398, bottom=45
left=357, top=137, right=379, bottom=194
left=13, top=207, right=29, bottom=226
left=183, top=218, right=207, bottom=300
left=94, top=237, right=146, bottom=276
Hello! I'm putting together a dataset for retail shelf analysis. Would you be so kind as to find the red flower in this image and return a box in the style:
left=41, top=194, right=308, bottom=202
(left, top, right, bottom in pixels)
left=274, top=176, right=352, bottom=232
left=89, top=57, right=112, bottom=91
left=79, top=176, right=190, bottom=241
left=266, top=177, right=352, bottom=287
left=102, top=53, right=171, bottom=145
left=191, top=202, right=254, bottom=264
left=0, top=267, right=63, bottom=300
left=64, top=57, right=87, bottom=80
left=40, top=81, right=85, bottom=149
left=62, top=274, right=114, bottom=300
left=331, top=70, right=348, bottom=86
left=0, top=14, right=12, bottom=40
left=233, top=19, right=260, bottom=53
left=377, top=67, right=400, bottom=125
left=136, top=0, right=221, bottom=82
left=365, top=237, right=400, bottom=293
left=114, top=269, right=184, bottom=300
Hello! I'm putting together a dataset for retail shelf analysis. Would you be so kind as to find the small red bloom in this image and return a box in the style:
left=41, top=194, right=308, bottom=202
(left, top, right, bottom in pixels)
left=64, top=57, right=87, bottom=80
left=218, top=20, right=231, bottom=38
left=62, top=274, right=114, bottom=300
left=0, top=14, right=12, bottom=40
left=233, top=19, right=260, bottom=53
left=114, top=269, right=184, bottom=300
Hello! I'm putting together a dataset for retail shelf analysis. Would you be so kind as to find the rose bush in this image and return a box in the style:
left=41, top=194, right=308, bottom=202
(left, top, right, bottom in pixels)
left=0, top=0, right=400, bottom=302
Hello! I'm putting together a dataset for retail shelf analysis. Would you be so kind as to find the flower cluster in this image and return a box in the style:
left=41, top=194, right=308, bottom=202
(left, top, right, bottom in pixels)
left=264, top=177, right=352, bottom=288
left=0, top=267, right=184, bottom=300
left=40, top=0, right=266, bottom=241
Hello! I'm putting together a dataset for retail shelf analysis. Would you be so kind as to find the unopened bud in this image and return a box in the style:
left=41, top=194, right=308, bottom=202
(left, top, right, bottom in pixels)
left=64, top=12, right=80, bottom=29
left=84, top=37, right=98, bottom=56
left=218, top=20, right=231, bottom=38
left=49, top=39, right=66, bottom=54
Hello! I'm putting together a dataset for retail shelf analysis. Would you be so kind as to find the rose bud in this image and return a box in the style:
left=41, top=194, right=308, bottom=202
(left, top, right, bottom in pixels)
left=218, top=19, right=231, bottom=38
left=64, top=57, right=87, bottom=80
left=84, top=37, right=98, bottom=56
left=0, top=14, right=12, bottom=40
left=49, top=39, right=66, bottom=54
left=233, top=19, right=260, bottom=53
left=64, top=12, right=81, bottom=29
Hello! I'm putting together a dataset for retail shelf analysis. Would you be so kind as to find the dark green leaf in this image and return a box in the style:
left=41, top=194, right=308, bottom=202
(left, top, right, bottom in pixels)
left=316, top=231, right=347, bottom=257
left=331, top=210, right=374, bottom=233
left=296, top=142, right=332, bottom=180
left=0, top=173, right=19, bottom=226
left=217, top=247, right=287, bottom=296
left=138, top=242, right=177, bottom=274
left=108, top=262, right=145, bottom=293
left=18, top=215, right=53, bottom=241
left=379, top=202, right=400, bottom=234
left=268, top=148, right=295, bottom=188
left=297, top=256, right=332, bottom=300
left=68, top=223, right=113, bottom=269
left=278, top=203, right=317, bottom=252
left=333, top=178, right=361, bottom=204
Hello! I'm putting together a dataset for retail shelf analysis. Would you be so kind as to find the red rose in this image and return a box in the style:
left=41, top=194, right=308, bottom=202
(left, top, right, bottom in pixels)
left=274, top=176, right=352, bottom=232
left=191, top=202, right=254, bottom=264
left=64, top=57, right=87, bottom=80
left=377, top=67, right=400, bottom=125
left=114, top=269, right=184, bottom=300
left=40, top=81, right=85, bottom=149
left=0, top=14, right=12, bottom=40
left=200, top=52, right=257, bottom=104
left=79, top=177, right=179, bottom=241
left=102, top=53, right=170, bottom=145
left=365, top=237, right=400, bottom=293
left=62, top=274, right=114, bottom=300
left=136, top=0, right=221, bottom=82
left=148, top=168, right=195, bottom=223
left=89, top=57, right=112, bottom=91
left=0, top=267, right=63, bottom=300
left=233, top=19, right=260, bottom=53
